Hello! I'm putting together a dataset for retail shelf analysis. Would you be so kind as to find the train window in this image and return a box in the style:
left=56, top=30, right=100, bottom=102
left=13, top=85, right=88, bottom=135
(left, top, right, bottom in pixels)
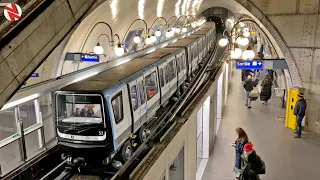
left=130, top=85, right=138, bottom=111
left=138, top=80, right=146, bottom=104
left=182, top=54, right=186, bottom=69
left=159, top=68, right=165, bottom=87
left=167, top=60, right=176, bottom=82
left=56, top=94, right=105, bottom=137
left=177, top=57, right=181, bottom=73
left=179, top=56, right=184, bottom=72
left=193, top=46, right=197, bottom=60
left=145, top=72, right=158, bottom=100
left=111, top=92, right=124, bottom=124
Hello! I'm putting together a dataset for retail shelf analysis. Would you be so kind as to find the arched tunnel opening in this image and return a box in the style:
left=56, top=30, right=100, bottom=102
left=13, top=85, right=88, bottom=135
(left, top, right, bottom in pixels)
left=206, top=16, right=225, bottom=34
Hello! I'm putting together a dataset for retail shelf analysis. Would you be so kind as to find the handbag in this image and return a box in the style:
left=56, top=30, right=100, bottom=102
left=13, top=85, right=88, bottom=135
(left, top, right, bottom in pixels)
left=250, top=87, right=259, bottom=101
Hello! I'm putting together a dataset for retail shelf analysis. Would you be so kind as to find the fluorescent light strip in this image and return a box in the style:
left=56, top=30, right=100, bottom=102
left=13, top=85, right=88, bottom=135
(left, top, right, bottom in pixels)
left=115, top=57, right=132, bottom=66
left=1, top=94, right=40, bottom=111
left=73, top=72, right=99, bottom=83
left=147, top=48, right=156, bottom=53
left=162, top=43, right=169, bottom=48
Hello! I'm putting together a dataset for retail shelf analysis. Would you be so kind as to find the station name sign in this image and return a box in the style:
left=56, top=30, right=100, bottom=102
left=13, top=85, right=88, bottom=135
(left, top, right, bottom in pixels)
left=80, top=54, right=99, bottom=62
left=236, top=60, right=263, bottom=70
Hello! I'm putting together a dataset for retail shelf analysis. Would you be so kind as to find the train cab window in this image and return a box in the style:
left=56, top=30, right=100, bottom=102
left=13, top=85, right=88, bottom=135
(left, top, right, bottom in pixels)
left=56, top=94, right=105, bottom=137
left=130, top=86, right=139, bottom=111
left=138, top=80, right=146, bottom=104
left=167, top=60, right=176, bottom=81
left=111, top=92, right=124, bottom=124
left=145, top=72, right=158, bottom=100
left=159, top=68, right=165, bottom=87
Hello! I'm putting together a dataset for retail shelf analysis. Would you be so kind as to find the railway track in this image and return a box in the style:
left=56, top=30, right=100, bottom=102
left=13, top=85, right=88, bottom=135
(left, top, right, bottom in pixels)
left=39, top=37, right=225, bottom=180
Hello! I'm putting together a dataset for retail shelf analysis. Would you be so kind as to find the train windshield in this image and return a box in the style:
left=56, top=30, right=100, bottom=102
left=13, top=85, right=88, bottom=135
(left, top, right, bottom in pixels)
left=56, top=94, right=106, bottom=139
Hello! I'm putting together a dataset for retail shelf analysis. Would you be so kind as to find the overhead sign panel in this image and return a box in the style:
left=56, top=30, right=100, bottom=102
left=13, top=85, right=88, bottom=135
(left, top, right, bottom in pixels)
left=31, top=73, right=39, bottom=77
left=80, top=54, right=99, bottom=62
left=236, top=60, right=263, bottom=69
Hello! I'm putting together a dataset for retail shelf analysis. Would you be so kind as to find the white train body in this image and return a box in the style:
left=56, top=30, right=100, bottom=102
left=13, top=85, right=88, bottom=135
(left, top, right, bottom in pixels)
left=55, top=23, right=216, bottom=165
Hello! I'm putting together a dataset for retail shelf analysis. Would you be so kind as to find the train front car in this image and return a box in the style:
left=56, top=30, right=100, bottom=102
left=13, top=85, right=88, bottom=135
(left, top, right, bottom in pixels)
left=55, top=92, right=114, bottom=167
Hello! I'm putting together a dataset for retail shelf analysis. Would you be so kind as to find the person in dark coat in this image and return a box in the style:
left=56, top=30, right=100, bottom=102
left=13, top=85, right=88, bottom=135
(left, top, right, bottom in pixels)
left=80, top=105, right=93, bottom=117
left=240, top=144, right=265, bottom=180
left=260, top=75, right=273, bottom=104
left=293, top=93, right=307, bottom=138
left=243, top=75, right=258, bottom=108
left=268, top=69, right=274, bottom=81
left=231, top=127, right=250, bottom=179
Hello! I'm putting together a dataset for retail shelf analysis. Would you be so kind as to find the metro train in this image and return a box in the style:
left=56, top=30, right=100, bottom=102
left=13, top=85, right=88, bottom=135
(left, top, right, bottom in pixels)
left=55, top=23, right=216, bottom=167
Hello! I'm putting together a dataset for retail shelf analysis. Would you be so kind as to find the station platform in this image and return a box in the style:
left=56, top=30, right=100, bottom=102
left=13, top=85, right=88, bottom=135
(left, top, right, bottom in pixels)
left=201, top=70, right=320, bottom=180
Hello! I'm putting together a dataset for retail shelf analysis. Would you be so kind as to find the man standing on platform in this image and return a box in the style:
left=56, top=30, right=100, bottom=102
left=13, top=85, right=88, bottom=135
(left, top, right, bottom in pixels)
left=293, top=93, right=307, bottom=138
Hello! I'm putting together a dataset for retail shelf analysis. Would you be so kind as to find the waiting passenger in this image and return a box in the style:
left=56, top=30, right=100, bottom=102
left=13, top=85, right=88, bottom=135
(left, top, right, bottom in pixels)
left=260, top=75, right=273, bottom=105
left=240, top=144, right=265, bottom=180
left=231, top=127, right=250, bottom=179
left=73, top=108, right=81, bottom=117
left=243, top=75, right=258, bottom=108
left=80, top=105, right=93, bottom=117
left=293, top=93, right=307, bottom=138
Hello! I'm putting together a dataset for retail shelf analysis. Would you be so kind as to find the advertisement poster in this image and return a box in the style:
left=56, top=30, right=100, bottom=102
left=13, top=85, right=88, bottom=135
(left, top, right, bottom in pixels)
left=124, top=29, right=143, bottom=53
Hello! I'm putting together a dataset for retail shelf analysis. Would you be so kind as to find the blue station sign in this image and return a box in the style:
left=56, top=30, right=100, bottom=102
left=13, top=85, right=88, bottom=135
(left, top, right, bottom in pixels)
left=236, top=60, right=263, bottom=70
left=31, top=73, right=39, bottom=77
left=80, top=54, right=99, bottom=62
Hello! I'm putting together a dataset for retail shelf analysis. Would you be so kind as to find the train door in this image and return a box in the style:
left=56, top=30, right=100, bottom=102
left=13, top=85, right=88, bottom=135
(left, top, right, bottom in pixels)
left=109, top=87, right=131, bottom=150
left=166, top=57, right=178, bottom=96
left=128, top=80, right=141, bottom=133
left=158, top=62, right=170, bottom=105
left=144, top=68, right=160, bottom=119
left=137, top=76, right=147, bottom=125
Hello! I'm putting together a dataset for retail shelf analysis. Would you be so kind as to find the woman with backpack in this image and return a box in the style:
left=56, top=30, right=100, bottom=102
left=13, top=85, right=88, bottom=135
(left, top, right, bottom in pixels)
left=231, top=128, right=250, bottom=179
left=260, top=75, right=273, bottom=104
left=240, top=143, right=266, bottom=180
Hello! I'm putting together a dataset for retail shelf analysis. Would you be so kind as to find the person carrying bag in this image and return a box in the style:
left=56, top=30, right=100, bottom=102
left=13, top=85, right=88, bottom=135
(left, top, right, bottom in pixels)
left=244, top=76, right=259, bottom=108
